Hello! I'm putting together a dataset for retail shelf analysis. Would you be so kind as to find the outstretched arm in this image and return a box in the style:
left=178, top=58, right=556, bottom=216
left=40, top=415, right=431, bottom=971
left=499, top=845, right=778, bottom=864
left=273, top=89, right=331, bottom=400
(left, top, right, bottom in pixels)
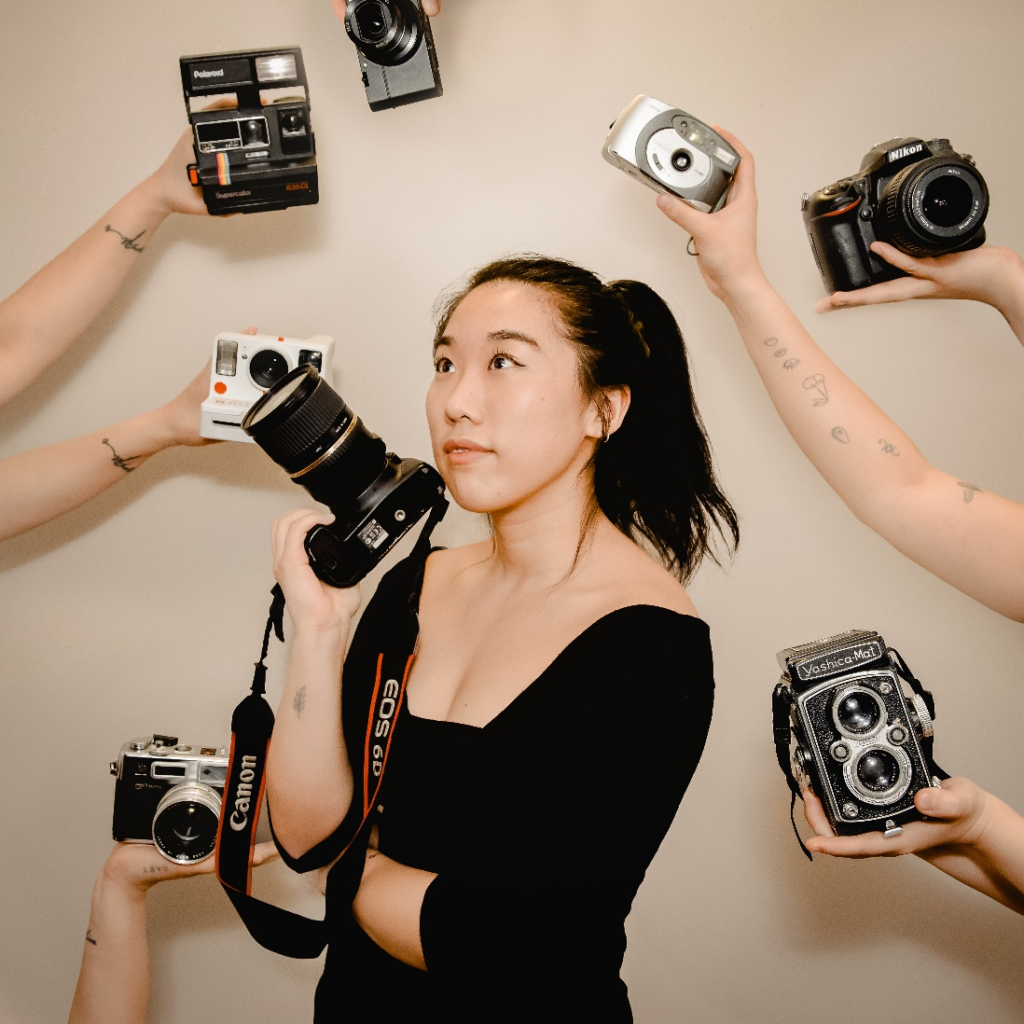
left=816, top=242, right=1024, bottom=347
left=0, top=131, right=207, bottom=408
left=69, top=841, right=278, bottom=1024
left=656, top=130, right=1024, bottom=622
left=803, top=779, right=1024, bottom=915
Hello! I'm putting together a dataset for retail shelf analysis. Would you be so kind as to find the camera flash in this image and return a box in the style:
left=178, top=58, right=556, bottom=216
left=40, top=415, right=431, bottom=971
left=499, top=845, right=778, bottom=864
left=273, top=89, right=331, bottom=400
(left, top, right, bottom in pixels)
left=256, top=54, right=297, bottom=82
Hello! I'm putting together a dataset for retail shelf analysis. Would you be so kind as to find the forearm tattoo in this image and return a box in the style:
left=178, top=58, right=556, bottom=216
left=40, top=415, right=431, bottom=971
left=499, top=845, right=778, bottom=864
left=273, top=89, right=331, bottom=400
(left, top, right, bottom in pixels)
left=104, top=225, right=146, bottom=253
left=831, top=426, right=851, bottom=444
left=101, top=438, right=142, bottom=473
left=958, top=481, right=982, bottom=503
left=85, top=929, right=97, bottom=946
left=878, top=439, right=900, bottom=456
left=803, top=373, right=829, bottom=406
left=783, top=358, right=800, bottom=369
left=293, top=685, right=306, bottom=718
left=142, top=864, right=169, bottom=876
left=763, top=335, right=779, bottom=347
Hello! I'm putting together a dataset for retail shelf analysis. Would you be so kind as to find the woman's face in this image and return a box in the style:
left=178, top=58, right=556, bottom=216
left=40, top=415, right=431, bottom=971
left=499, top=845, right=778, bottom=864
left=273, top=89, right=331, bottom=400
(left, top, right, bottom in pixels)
left=426, top=280, right=603, bottom=517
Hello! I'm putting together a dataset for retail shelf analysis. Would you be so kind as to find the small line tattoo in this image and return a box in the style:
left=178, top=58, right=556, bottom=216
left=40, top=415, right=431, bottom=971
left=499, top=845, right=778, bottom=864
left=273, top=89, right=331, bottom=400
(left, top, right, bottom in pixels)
left=831, top=426, right=851, bottom=444
left=294, top=686, right=306, bottom=717
left=763, top=336, right=779, bottom=347
left=367, top=850, right=379, bottom=861
left=142, top=865, right=169, bottom=875
left=783, top=358, right=801, bottom=370
left=85, top=930, right=97, bottom=946
left=102, top=438, right=141, bottom=473
left=773, top=348, right=788, bottom=358
left=105, top=224, right=146, bottom=253
left=878, top=439, right=900, bottom=456
left=958, top=481, right=982, bottom=503
left=803, top=373, right=829, bottom=406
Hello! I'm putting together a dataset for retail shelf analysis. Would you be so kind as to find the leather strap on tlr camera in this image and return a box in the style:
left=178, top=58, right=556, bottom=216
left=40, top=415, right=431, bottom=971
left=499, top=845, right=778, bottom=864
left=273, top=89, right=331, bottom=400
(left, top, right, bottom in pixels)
left=214, top=497, right=447, bottom=958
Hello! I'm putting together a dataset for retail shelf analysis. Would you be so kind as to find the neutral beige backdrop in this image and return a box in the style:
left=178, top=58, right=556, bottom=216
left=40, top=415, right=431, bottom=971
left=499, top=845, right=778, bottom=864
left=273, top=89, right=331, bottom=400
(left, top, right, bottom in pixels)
left=2, top=1, right=1022, bottom=1021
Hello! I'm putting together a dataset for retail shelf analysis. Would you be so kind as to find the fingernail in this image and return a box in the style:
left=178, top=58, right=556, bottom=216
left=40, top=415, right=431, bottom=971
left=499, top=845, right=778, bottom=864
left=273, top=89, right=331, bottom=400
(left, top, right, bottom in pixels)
left=917, top=792, right=936, bottom=813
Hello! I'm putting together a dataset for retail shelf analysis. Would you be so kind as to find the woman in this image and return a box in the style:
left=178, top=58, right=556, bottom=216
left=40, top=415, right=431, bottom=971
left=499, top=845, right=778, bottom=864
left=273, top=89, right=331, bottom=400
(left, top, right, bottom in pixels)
left=266, top=256, right=738, bottom=1021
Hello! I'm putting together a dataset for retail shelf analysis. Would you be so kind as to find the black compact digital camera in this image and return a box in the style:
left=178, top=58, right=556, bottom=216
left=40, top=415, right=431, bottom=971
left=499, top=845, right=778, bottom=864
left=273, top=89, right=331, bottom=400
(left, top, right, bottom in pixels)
left=111, top=734, right=228, bottom=863
left=242, top=365, right=447, bottom=587
left=180, top=47, right=318, bottom=215
left=344, top=0, right=442, bottom=111
left=802, top=137, right=988, bottom=293
left=773, top=630, right=943, bottom=838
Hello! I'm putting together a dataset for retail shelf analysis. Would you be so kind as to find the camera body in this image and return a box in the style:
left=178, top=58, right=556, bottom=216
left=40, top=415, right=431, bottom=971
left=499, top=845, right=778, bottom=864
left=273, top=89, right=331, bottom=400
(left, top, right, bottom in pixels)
left=602, top=95, right=740, bottom=212
left=344, top=0, right=442, bottom=111
left=180, top=48, right=318, bottom=214
left=110, top=734, right=228, bottom=863
left=201, top=331, right=335, bottom=442
left=802, top=137, right=988, bottom=293
left=775, top=630, right=941, bottom=837
left=242, top=365, right=447, bottom=587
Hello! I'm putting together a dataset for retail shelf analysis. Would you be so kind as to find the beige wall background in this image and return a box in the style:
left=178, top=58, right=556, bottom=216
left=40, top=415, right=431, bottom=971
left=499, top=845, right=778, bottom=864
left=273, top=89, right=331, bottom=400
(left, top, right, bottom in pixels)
left=2, top=0, right=1023, bottom=1020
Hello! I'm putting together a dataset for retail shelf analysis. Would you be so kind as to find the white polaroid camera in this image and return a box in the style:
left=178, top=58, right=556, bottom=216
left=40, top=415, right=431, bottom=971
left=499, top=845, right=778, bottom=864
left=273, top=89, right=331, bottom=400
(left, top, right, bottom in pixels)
left=200, top=331, right=335, bottom=442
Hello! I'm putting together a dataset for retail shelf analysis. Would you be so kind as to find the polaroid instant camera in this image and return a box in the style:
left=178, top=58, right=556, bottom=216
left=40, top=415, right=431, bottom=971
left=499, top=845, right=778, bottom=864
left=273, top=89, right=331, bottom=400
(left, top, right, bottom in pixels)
left=180, top=47, right=318, bottom=214
left=603, top=95, right=739, bottom=212
left=201, top=331, right=335, bottom=442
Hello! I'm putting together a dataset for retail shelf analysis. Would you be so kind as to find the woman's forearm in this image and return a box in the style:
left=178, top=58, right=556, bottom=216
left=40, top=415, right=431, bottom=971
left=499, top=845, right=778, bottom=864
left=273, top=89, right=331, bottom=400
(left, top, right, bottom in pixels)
left=266, top=629, right=355, bottom=858
left=721, top=275, right=1024, bottom=620
left=68, top=869, right=150, bottom=1024
left=0, top=407, right=177, bottom=542
left=0, top=177, right=173, bottom=407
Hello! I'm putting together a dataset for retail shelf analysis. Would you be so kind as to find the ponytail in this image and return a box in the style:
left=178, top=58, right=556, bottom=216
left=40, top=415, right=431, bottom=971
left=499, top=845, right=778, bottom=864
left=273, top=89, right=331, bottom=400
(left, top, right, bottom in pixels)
left=434, top=256, right=738, bottom=582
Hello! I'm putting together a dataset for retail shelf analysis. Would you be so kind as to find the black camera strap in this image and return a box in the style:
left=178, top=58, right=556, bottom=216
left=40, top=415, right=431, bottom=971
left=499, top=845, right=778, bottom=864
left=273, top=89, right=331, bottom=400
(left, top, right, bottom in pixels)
left=215, top=496, right=447, bottom=958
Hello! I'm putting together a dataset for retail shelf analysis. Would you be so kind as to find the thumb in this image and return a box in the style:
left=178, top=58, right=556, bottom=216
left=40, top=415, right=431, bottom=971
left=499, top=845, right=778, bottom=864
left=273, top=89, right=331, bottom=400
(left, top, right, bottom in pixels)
left=869, top=241, right=923, bottom=275
left=656, top=192, right=704, bottom=236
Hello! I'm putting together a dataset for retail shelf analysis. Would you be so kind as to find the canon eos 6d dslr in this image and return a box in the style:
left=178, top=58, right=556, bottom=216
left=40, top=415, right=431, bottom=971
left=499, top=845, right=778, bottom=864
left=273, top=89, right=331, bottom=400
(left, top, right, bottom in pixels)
left=242, top=365, right=446, bottom=587
left=802, top=136, right=988, bottom=293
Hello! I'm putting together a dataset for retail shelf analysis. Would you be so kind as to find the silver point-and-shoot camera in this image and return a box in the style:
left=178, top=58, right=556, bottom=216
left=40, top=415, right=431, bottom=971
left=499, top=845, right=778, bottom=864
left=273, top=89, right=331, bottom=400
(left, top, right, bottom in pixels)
left=774, top=630, right=942, bottom=839
left=111, top=735, right=229, bottom=864
left=602, top=95, right=740, bottom=212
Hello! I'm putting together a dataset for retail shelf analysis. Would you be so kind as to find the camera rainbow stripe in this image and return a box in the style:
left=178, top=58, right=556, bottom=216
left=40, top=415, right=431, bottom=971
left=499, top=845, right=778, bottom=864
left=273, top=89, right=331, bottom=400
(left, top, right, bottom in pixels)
left=216, top=151, right=231, bottom=186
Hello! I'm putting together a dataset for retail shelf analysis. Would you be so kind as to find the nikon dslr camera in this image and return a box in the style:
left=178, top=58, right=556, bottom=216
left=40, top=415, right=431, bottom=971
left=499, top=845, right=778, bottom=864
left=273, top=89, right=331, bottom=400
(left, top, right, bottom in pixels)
left=180, top=47, right=318, bottom=214
left=111, top=734, right=228, bottom=863
left=773, top=630, right=942, bottom=838
left=802, top=137, right=988, bottom=293
left=344, top=0, right=442, bottom=111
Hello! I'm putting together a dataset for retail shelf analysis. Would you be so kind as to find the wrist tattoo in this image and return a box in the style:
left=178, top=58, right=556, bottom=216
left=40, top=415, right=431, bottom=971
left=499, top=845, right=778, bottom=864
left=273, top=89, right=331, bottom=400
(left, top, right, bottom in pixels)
left=104, top=225, right=146, bottom=253
left=293, top=686, right=306, bottom=718
left=878, top=439, right=900, bottom=456
left=803, top=373, right=829, bottom=406
left=142, top=865, right=169, bottom=875
left=102, top=438, right=142, bottom=473
left=773, top=348, right=789, bottom=359
left=831, top=426, right=851, bottom=444
left=85, top=929, right=97, bottom=946
left=958, top=480, right=982, bottom=503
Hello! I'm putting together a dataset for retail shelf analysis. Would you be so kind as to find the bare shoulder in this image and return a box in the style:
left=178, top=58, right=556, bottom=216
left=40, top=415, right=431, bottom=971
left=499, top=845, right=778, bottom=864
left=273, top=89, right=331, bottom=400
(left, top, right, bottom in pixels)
left=421, top=540, right=492, bottom=590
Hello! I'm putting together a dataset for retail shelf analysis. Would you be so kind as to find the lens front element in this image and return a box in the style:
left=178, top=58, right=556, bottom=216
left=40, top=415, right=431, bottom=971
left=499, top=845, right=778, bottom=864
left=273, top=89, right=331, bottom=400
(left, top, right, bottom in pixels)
left=152, top=784, right=221, bottom=863
left=832, top=687, right=884, bottom=738
left=249, top=348, right=290, bottom=390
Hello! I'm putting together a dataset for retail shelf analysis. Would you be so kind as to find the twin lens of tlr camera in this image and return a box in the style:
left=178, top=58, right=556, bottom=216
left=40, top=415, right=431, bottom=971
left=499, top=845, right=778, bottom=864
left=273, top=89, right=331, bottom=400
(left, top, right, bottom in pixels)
left=201, top=331, right=335, bottom=442
left=111, top=735, right=229, bottom=864
left=603, top=95, right=740, bottom=212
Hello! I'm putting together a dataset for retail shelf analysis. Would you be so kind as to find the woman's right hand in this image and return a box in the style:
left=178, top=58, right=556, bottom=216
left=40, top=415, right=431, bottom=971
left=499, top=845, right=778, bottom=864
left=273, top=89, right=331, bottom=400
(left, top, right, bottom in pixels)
left=654, top=126, right=767, bottom=303
left=815, top=243, right=1024, bottom=314
left=271, top=508, right=362, bottom=637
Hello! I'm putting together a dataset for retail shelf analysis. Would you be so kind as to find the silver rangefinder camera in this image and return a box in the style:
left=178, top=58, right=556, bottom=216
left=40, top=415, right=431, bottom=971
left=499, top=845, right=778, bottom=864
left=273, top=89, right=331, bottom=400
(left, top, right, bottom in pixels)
left=201, top=330, right=335, bottom=442
left=773, top=630, right=943, bottom=838
left=111, top=734, right=229, bottom=863
left=602, top=95, right=740, bottom=212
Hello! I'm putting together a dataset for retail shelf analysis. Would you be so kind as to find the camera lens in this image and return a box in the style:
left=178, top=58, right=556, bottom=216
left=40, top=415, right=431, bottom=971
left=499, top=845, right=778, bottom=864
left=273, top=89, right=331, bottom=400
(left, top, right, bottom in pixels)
left=151, top=785, right=221, bottom=864
left=833, top=689, right=882, bottom=736
left=671, top=149, right=693, bottom=173
left=242, top=365, right=387, bottom=510
left=855, top=749, right=901, bottom=793
left=249, top=349, right=290, bottom=390
left=882, top=157, right=988, bottom=255
left=921, top=175, right=974, bottom=228
left=355, top=1, right=391, bottom=41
